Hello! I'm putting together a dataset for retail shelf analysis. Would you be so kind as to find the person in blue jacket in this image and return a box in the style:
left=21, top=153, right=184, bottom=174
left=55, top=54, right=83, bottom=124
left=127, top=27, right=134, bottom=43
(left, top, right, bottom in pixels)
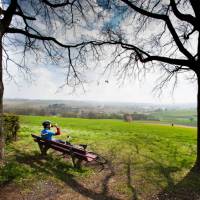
left=41, top=120, right=62, bottom=142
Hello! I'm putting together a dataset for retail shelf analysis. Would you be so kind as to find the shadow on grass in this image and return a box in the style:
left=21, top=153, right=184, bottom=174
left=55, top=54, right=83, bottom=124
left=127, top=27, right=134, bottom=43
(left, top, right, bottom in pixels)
left=12, top=149, right=120, bottom=200
left=126, top=157, right=138, bottom=200
left=155, top=167, right=200, bottom=200
left=130, top=143, right=199, bottom=200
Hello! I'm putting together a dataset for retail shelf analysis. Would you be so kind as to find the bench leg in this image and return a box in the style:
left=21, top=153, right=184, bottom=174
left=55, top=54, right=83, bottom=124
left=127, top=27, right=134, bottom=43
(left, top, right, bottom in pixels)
left=38, top=143, right=49, bottom=156
left=71, top=155, right=82, bottom=169
left=76, top=159, right=83, bottom=169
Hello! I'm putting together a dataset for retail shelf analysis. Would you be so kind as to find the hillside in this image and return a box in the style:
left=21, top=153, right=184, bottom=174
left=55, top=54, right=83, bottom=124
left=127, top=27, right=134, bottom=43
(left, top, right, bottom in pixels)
left=0, top=116, right=199, bottom=200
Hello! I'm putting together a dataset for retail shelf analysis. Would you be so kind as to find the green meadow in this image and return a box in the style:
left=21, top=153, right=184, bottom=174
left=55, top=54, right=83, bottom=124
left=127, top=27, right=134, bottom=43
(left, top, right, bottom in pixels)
left=151, top=108, right=197, bottom=127
left=1, top=115, right=199, bottom=199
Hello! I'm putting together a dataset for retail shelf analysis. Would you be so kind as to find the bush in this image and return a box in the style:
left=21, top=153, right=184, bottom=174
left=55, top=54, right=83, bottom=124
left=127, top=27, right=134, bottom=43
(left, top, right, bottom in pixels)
left=3, top=113, right=20, bottom=142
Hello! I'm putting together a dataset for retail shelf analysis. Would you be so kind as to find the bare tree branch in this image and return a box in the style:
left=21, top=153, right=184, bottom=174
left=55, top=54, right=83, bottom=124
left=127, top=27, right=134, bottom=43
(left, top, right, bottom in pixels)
left=170, top=0, right=196, bottom=28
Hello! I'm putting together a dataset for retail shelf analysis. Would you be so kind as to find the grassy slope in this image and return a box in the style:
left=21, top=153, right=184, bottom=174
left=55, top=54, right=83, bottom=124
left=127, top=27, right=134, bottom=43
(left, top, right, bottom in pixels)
left=1, top=115, right=199, bottom=199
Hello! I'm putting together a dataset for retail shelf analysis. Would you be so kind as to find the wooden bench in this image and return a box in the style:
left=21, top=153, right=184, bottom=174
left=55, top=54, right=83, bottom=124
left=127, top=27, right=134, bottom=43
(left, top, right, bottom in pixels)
left=31, top=134, right=97, bottom=168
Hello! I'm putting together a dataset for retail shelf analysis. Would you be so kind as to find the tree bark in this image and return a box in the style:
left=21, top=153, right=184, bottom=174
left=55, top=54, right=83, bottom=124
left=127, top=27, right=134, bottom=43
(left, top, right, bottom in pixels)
left=0, top=35, right=4, bottom=162
left=195, top=73, right=200, bottom=170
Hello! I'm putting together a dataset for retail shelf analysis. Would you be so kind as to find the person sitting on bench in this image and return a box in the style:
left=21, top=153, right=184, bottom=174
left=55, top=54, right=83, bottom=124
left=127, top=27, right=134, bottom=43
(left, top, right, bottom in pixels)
left=41, top=120, right=64, bottom=143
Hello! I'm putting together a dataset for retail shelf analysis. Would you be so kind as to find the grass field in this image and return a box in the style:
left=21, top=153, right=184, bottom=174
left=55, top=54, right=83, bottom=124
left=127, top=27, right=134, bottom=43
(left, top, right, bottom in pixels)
left=0, top=115, right=199, bottom=200
left=151, top=109, right=197, bottom=127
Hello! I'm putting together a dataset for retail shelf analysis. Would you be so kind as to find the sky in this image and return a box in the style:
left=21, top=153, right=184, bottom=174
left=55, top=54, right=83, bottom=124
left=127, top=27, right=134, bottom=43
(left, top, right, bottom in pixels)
left=2, top=0, right=198, bottom=104
left=4, top=63, right=197, bottom=104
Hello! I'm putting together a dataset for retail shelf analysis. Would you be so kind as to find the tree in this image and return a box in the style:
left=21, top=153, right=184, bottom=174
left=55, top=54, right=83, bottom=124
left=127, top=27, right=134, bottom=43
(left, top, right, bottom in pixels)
left=1, top=0, right=200, bottom=171
left=91, top=0, right=200, bottom=169
left=0, top=0, right=99, bottom=161
left=123, top=114, right=133, bottom=122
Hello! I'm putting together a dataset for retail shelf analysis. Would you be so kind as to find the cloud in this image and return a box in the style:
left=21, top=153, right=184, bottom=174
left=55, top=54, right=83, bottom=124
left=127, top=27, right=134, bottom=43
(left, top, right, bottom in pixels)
left=4, top=61, right=197, bottom=104
left=4, top=66, right=60, bottom=99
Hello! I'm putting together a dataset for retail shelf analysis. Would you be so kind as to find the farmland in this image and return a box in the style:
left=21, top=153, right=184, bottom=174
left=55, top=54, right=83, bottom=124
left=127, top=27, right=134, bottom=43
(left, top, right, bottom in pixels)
left=151, top=108, right=197, bottom=127
left=4, top=99, right=197, bottom=127
left=0, top=115, right=199, bottom=200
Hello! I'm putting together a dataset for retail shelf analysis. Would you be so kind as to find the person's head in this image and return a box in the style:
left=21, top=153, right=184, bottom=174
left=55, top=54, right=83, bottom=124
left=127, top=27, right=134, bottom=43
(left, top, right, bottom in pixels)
left=42, top=120, right=51, bottom=129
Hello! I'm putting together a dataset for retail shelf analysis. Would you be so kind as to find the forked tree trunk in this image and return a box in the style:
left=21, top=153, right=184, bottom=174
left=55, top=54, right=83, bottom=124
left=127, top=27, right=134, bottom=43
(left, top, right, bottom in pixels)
left=0, top=36, right=4, bottom=162
left=195, top=74, right=200, bottom=170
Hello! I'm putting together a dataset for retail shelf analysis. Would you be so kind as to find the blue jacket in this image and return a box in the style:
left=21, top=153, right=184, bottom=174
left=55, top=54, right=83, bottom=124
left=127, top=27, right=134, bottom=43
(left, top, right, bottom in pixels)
left=41, top=129, right=55, bottom=140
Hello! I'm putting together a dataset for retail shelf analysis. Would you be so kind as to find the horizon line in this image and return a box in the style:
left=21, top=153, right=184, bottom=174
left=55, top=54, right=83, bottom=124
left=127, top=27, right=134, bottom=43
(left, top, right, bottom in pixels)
left=4, top=97, right=196, bottom=106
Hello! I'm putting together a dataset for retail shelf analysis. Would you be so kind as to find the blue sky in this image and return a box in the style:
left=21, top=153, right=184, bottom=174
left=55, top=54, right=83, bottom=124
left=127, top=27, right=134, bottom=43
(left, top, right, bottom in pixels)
left=2, top=0, right=10, bottom=3
left=97, top=0, right=128, bottom=31
left=102, top=6, right=127, bottom=31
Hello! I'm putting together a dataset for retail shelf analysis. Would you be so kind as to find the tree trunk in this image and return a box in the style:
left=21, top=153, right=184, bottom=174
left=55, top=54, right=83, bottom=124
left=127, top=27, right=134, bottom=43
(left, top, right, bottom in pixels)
left=0, top=36, right=4, bottom=162
left=194, top=73, right=200, bottom=170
